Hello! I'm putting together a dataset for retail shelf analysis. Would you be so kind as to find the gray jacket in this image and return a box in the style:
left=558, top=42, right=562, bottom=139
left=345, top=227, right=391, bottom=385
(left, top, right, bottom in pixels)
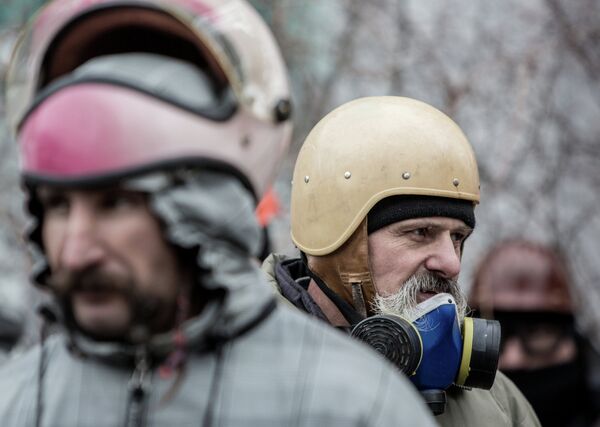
left=263, top=253, right=542, bottom=427
left=0, top=291, right=436, bottom=427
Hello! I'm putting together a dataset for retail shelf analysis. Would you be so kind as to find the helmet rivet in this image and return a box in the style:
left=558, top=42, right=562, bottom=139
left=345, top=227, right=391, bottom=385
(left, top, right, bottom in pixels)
left=402, top=172, right=411, bottom=180
left=304, top=176, right=310, bottom=183
left=344, top=171, right=352, bottom=179
left=453, top=178, right=460, bottom=187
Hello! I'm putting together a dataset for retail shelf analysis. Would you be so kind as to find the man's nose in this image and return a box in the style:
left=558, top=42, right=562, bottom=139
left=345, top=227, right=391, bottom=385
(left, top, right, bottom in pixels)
left=423, top=234, right=461, bottom=279
left=59, top=206, right=105, bottom=271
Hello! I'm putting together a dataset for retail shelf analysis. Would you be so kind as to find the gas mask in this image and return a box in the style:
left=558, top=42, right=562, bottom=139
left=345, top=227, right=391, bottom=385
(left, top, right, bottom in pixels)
left=351, top=293, right=500, bottom=415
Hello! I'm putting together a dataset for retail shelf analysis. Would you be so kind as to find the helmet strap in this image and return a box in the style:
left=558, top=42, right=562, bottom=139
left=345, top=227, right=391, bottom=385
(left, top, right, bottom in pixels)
left=307, top=219, right=377, bottom=317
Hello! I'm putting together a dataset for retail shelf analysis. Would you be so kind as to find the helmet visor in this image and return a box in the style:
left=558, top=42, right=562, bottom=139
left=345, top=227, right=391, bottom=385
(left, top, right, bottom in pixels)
left=6, top=0, right=290, bottom=132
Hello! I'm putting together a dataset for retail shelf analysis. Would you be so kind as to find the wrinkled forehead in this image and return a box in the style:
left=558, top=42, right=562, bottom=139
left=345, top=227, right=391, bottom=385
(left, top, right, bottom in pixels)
left=370, top=217, right=473, bottom=241
left=391, top=216, right=472, bottom=230
left=34, top=181, right=135, bottom=198
left=30, top=182, right=155, bottom=221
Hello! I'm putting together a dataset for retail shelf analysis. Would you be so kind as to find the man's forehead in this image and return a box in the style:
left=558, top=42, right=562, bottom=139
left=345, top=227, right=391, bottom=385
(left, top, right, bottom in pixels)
left=35, top=183, right=128, bottom=197
left=392, top=216, right=472, bottom=231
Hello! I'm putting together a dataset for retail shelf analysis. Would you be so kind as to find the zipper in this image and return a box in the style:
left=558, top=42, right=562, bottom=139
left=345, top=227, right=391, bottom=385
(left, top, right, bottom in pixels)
left=124, top=346, right=151, bottom=427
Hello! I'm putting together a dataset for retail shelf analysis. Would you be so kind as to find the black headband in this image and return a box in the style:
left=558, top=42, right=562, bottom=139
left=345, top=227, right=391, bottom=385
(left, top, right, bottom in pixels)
left=367, top=195, right=476, bottom=234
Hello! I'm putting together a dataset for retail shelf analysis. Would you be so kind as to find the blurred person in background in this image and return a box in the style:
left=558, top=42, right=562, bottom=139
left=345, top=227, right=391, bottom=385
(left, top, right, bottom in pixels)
left=470, top=239, right=600, bottom=427
left=0, top=1, right=436, bottom=426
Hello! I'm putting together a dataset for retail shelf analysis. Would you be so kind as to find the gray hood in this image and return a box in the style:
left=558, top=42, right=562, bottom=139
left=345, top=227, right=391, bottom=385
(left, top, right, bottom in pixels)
left=28, top=169, right=274, bottom=361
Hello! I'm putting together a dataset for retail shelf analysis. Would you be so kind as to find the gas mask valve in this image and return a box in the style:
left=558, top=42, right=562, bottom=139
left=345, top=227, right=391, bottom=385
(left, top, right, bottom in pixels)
left=351, top=293, right=501, bottom=415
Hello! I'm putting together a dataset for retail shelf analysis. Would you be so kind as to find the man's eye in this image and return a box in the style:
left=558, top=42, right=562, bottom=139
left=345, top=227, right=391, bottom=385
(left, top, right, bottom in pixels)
left=99, top=192, right=145, bottom=211
left=410, top=228, right=428, bottom=238
left=40, top=195, right=69, bottom=214
left=451, top=232, right=465, bottom=243
left=451, top=232, right=471, bottom=247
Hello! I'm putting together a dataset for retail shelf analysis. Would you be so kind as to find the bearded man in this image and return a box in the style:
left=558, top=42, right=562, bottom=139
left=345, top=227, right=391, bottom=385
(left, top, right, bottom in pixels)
left=263, top=96, right=541, bottom=426
left=0, top=3, right=437, bottom=425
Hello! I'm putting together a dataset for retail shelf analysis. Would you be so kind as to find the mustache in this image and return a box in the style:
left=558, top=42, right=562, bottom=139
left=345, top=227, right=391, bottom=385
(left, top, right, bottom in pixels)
left=47, top=267, right=166, bottom=340
left=414, top=273, right=455, bottom=294
left=373, top=272, right=468, bottom=323
left=47, top=267, right=132, bottom=298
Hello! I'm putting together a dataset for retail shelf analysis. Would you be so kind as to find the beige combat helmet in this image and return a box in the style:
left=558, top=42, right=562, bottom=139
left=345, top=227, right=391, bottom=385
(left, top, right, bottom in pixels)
left=291, top=96, right=480, bottom=316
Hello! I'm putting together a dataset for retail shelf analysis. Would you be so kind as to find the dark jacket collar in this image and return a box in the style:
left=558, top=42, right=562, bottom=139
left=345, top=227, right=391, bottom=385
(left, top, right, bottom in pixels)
left=274, top=257, right=363, bottom=326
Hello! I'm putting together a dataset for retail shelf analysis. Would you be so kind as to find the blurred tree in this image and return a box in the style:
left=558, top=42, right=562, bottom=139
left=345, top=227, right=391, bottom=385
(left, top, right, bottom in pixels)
left=259, top=0, right=600, bottom=347
left=0, top=0, right=48, bottom=347
left=1, top=0, right=599, bottom=348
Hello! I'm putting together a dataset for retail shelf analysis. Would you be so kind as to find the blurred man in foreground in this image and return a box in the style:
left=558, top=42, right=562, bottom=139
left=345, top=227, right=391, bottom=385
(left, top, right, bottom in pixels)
left=0, top=2, right=435, bottom=426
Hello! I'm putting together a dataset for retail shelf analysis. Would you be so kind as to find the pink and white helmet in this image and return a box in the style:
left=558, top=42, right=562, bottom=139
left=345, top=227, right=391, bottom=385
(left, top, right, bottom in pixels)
left=7, top=0, right=292, bottom=198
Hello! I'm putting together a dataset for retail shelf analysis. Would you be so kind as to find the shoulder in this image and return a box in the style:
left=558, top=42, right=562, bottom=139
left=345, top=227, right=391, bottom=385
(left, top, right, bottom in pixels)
left=261, top=253, right=288, bottom=286
left=0, top=334, right=69, bottom=396
left=438, top=371, right=540, bottom=427
left=0, top=335, right=65, bottom=386
left=0, top=338, right=63, bottom=425
left=242, top=303, right=436, bottom=426
left=260, top=253, right=298, bottom=308
left=0, top=345, right=39, bottom=388
left=488, top=371, right=540, bottom=426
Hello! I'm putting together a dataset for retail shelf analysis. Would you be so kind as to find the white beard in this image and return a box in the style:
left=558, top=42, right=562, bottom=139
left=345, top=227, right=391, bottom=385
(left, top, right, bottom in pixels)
left=372, top=272, right=468, bottom=325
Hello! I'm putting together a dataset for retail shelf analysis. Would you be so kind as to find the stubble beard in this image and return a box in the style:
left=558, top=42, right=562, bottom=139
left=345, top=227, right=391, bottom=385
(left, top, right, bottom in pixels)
left=48, top=267, right=172, bottom=342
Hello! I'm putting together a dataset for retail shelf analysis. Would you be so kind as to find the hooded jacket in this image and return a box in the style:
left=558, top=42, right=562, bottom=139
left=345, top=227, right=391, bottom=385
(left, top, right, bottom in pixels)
left=263, top=253, right=541, bottom=427
left=0, top=171, right=436, bottom=427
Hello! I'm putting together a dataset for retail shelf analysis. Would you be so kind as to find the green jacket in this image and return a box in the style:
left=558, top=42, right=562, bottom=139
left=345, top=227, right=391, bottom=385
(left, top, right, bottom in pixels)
left=262, top=253, right=541, bottom=427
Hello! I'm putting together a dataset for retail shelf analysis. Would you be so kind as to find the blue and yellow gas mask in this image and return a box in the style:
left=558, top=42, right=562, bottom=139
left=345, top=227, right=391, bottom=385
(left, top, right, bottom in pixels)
left=351, top=293, right=500, bottom=415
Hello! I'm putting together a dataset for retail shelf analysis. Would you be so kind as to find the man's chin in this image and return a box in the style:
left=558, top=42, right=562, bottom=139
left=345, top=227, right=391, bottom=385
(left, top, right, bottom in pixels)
left=72, top=295, right=132, bottom=341
left=77, top=324, right=131, bottom=342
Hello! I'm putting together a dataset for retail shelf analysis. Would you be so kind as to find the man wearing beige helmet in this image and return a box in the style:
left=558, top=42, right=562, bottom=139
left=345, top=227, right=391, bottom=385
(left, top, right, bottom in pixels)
left=470, top=240, right=600, bottom=427
left=0, top=2, right=436, bottom=425
left=263, top=96, right=540, bottom=425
